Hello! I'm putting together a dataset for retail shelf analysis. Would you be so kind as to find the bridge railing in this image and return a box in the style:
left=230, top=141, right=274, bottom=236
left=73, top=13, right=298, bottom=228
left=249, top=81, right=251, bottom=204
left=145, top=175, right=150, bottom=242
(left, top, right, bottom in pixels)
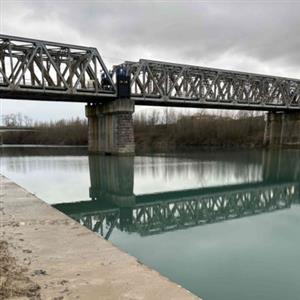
left=118, top=59, right=300, bottom=110
left=0, top=35, right=116, bottom=101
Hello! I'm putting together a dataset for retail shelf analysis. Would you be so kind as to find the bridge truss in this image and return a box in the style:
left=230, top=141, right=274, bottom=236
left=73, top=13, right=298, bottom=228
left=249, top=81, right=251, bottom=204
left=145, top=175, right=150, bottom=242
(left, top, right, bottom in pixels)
left=120, top=59, right=300, bottom=110
left=2, top=34, right=300, bottom=111
left=0, top=35, right=116, bottom=102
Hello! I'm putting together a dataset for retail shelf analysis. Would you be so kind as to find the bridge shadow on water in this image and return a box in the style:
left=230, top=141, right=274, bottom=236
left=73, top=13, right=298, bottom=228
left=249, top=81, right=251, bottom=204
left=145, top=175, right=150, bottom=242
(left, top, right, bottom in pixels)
left=53, top=150, right=300, bottom=240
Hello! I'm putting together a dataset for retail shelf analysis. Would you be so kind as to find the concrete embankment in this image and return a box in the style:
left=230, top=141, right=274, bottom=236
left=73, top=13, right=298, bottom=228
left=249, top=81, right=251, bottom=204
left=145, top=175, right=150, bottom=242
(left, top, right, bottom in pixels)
left=0, top=175, right=200, bottom=300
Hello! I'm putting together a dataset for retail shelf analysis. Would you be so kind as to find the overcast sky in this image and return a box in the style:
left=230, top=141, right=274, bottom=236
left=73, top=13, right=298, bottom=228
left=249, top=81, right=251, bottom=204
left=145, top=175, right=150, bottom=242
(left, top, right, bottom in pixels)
left=1, top=0, right=300, bottom=122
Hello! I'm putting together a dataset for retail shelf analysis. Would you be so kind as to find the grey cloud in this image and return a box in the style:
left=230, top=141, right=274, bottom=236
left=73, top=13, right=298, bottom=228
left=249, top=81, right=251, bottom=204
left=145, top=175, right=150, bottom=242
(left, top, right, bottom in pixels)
left=4, top=1, right=300, bottom=68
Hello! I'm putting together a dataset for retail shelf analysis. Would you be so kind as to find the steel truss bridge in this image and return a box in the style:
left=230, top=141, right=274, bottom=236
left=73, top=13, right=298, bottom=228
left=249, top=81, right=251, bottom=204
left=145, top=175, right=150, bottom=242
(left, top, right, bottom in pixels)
left=0, top=35, right=115, bottom=102
left=1, top=34, right=300, bottom=111
left=54, top=181, right=299, bottom=239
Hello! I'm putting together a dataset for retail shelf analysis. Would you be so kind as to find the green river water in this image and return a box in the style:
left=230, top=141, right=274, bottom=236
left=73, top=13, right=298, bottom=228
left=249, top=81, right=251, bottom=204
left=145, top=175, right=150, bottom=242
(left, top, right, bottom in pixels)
left=1, top=146, right=300, bottom=300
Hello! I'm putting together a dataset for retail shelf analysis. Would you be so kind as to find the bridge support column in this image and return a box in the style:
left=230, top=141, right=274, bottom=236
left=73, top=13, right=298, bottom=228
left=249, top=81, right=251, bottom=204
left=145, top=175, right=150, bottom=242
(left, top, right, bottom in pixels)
left=85, top=104, right=99, bottom=153
left=280, top=112, right=300, bottom=145
left=264, top=111, right=300, bottom=147
left=263, top=112, right=283, bottom=147
left=86, top=99, right=135, bottom=155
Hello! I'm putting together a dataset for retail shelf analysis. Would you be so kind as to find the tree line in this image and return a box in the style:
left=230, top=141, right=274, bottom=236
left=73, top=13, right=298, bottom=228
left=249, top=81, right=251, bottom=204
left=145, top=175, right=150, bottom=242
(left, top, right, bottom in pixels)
left=1, top=110, right=265, bottom=151
left=134, top=110, right=265, bottom=152
left=2, top=114, right=87, bottom=145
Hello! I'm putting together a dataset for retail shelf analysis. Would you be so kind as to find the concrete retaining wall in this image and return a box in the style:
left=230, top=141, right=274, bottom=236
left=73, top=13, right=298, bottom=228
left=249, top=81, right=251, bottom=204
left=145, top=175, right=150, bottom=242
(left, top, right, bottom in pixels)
left=0, top=175, right=200, bottom=300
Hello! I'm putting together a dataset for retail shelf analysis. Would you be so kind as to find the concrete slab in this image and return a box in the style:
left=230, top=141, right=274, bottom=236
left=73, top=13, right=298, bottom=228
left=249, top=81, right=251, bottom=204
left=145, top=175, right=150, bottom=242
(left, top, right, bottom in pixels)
left=0, top=175, right=201, bottom=300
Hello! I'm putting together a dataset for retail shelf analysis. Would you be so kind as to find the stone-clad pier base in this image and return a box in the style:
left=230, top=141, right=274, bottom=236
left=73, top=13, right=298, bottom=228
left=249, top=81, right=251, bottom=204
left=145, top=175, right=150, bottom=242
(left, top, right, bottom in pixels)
left=86, top=99, right=135, bottom=155
left=0, top=175, right=200, bottom=300
left=264, top=111, right=300, bottom=147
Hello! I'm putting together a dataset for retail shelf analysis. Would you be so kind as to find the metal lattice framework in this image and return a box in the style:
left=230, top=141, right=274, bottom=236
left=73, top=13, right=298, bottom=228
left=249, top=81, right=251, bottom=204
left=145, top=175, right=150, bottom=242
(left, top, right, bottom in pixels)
left=120, top=59, right=300, bottom=110
left=2, top=34, right=300, bottom=111
left=0, top=34, right=116, bottom=102
left=56, top=182, right=299, bottom=239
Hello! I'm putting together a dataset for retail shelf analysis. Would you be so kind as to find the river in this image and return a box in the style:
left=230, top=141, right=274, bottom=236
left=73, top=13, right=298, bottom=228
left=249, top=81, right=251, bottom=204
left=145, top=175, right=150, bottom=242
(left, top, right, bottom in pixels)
left=1, top=146, right=300, bottom=300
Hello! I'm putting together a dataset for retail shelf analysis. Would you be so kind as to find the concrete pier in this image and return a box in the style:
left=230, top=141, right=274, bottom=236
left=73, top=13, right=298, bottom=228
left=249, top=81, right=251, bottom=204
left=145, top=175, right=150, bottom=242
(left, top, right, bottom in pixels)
left=264, top=111, right=300, bottom=147
left=0, top=175, right=200, bottom=300
left=85, top=99, right=135, bottom=155
left=85, top=104, right=99, bottom=153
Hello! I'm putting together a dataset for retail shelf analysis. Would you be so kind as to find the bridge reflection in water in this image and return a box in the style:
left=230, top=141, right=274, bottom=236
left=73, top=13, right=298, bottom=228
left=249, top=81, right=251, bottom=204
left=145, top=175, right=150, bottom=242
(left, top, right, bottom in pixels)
left=53, top=151, right=300, bottom=240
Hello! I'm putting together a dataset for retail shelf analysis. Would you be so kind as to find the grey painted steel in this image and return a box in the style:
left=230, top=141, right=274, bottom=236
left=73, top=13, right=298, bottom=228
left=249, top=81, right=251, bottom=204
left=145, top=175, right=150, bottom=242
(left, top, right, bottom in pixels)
left=2, top=34, right=300, bottom=111
left=0, top=34, right=116, bottom=102
left=119, top=59, right=300, bottom=111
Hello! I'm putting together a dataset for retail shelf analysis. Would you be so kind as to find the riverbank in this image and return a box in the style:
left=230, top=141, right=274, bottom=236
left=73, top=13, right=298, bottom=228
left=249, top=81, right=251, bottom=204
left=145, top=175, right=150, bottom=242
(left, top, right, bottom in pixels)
left=0, top=143, right=265, bottom=157
left=2, top=111, right=265, bottom=149
left=0, top=175, right=200, bottom=300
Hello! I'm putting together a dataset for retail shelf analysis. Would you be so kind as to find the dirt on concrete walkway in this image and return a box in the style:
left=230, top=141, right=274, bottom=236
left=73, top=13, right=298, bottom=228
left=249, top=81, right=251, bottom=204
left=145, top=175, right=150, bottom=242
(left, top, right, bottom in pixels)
left=0, top=240, right=41, bottom=300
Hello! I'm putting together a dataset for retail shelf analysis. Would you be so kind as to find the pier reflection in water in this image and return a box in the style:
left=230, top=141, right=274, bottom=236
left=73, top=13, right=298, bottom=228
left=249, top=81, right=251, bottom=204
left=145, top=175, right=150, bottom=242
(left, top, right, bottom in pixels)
left=55, top=151, right=300, bottom=239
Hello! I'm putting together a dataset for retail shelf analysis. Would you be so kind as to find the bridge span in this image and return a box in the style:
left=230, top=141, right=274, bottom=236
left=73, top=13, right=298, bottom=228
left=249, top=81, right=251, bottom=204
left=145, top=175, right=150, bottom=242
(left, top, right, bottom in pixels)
left=1, top=34, right=300, bottom=154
